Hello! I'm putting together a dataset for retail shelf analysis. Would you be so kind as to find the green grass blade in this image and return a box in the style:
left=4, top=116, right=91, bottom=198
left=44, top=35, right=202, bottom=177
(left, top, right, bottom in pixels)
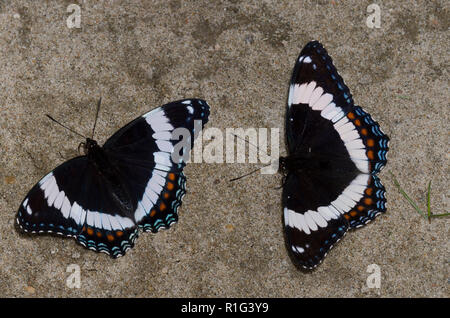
left=389, top=171, right=426, bottom=219
left=429, top=213, right=450, bottom=218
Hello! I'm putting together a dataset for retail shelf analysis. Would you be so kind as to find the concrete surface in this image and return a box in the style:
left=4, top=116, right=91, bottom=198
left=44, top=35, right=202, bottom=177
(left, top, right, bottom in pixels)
left=0, top=0, right=448, bottom=297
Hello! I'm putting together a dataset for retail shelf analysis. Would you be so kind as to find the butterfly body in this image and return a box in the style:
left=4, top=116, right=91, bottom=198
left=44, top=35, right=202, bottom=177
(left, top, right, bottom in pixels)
left=17, top=99, right=210, bottom=257
left=82, top=138, right=135, bottom=214
left=281, top=41, right=389, bottom=270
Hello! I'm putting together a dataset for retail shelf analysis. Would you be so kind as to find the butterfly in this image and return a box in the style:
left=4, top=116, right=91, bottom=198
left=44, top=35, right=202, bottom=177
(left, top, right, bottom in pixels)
left=17, top=99, right=210, bottom=258
left=280, top=41, right=389, bottom=270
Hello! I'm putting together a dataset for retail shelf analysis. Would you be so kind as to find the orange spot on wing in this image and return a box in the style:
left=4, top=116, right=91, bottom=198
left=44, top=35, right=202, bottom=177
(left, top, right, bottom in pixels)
left=367, top=150, right=375, bottom=160
left=107, top=234, right=114, bottom=242
left=364, top=198, right=373, bottom=205
left=367, top=139, right=375, bottom=147
left=350, top=210, right=358, bottom=217
left=116, top=231, right=123, bottom=237
left=167, top=182, right=174, bottom=190
left=160, top=202, right=167, bottom=211
left=150, top=209, right=157, bottom=217
left=87, top=227, right=94, bottom=236
left=354, top=119, right=361, bottom=126
left=96, top=231, right=102, bottom=238
left=361, top=128, right=368, bottom=136
left=347, top=112, right=355, bottom=120
left=365, top=187, right=373, bottom=195
left=357, top=205, right=364, bottom=212
left=168, top=173, right=176, bottom=181
left=344, top=214, right=350, bottom=220
left=163, top=192, right=169, bottom=199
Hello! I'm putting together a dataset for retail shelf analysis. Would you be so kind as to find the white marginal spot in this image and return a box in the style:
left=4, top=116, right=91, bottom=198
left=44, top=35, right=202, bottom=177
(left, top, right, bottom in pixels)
left=187, top=106, right=194, bottom=114
left=302, top=56, right=312, bottom=63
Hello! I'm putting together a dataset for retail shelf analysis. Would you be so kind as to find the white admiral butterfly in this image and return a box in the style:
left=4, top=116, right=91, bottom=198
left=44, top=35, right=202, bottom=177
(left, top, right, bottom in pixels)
left=17, top=99, right=210, bottom=257
left=280, top=41, right=389, bottom=269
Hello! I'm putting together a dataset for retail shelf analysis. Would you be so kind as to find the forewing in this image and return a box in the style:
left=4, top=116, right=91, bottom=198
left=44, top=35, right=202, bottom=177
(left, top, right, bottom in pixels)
left=103, top=99, right=210, bottom=232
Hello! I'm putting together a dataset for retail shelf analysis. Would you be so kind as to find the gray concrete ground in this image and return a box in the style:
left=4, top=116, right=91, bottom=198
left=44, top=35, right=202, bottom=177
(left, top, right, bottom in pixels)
left=0, top=0, right=448, bottom=297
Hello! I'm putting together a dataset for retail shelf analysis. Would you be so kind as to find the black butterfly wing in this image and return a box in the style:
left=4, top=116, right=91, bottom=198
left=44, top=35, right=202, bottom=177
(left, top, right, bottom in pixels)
left=282, top=41, right=389, bottom=269
left=103, top=99, right=210, bottom=233
left=17, top=157, right=139, bottom=257
left=286, top=41, right=354, bottom=153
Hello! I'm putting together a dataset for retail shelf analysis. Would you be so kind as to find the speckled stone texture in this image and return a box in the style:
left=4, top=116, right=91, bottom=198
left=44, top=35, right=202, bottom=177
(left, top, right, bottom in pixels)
left=0, top=0, right=448, bottom=297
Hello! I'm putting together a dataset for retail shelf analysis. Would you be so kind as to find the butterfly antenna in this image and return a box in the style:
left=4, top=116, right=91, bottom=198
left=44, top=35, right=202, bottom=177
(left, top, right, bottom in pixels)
left=229, top=166, right=264, bottom=182
left=46, top=114, right=87, bottom=139
left=228, top=133, right=277, bottom=182
left=230, top=133, right=270, bottom=157
left=91, top=97, right=102, bottom=139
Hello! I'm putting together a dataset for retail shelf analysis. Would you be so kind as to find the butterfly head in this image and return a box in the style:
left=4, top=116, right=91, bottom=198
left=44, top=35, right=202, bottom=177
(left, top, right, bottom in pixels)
left=279, top=156, right=296, bottom=176
left=78, top=138, right=98, bottom=155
